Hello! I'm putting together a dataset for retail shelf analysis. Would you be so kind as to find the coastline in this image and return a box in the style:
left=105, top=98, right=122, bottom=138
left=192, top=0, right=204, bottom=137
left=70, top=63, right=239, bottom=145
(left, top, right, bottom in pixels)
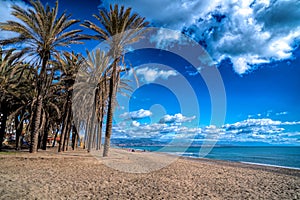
left=240, top=161, right=300, bottom=171
left=120, top=145, right=300, bottom=171
left=0, top=148, right=299, bottom=199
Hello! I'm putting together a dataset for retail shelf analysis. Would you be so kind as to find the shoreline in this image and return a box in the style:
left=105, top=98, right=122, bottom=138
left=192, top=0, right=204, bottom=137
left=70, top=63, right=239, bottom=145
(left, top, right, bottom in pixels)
left=120, top=145, right=300, bottom=172
left=179, top=155, right=300, bottom=177
left=240, top=161, right=300, bottom=171
left=113, top=147, right=300, bottom=177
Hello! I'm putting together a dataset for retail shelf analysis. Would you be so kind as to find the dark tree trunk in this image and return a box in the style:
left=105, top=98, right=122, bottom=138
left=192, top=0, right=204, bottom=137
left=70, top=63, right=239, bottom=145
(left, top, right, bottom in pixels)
left=59, top=104, right=69, bottom=152
left=30, top=95, right=43, bottom=153
left=97, top=122, right=103, bottom=150
left=64, top=117, right=72, bottom=151
left=75, top=134, right=78, bottom=150
left=71, top=125, right=78, bottom=150
left=15, top=115, right=23, bottom=150
left=103, top=62, right=118, bottom=157
left=74, top=121, right=79, bottom=150
left=59, top=97, right=72, bottom=152
left=52, top=127, right=59, bottom=147
left=42, top=122, right=50, bottom=150
left=0, top=103, right=8, bottom=150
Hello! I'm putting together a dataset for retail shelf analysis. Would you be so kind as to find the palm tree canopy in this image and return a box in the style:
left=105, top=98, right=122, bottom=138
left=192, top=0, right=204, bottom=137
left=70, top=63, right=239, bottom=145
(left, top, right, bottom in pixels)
left=0, top=48, right=33, bottom=103
left=81, top=4, right=149, bottom=58
left=0, top=0, right=83, bottom=63
left=72, top=49, right=110, bottom=119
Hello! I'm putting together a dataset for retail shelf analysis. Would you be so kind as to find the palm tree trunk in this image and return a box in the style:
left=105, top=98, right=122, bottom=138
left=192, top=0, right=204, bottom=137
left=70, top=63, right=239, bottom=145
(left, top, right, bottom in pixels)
left=30, top=52, right=49, bottom=153
left=30, top=95, right=43, bottom=153
left=59, top=103, right=70, bottom=152
left=96, top=114, right=103, bottom=150
left=15, top=115, right=23, bottom=150
left=62, top=111, right=69, bottom=151
left=42, top=122, right=50, bottom=150
left=0, top=103, right=8, bottom=150
left=97, top=85, right=105, bottom=151
left=87, top=106, right=96, bottom=153
left=103, top=62, right=118, bottom=157
left=92, top=124, right=97, bottom=149
left=83, top=118, right=89, bottom=149
left=64, top=119, right=72, bottom=151
left=52, top=126, right=59, bottom=147
left=71, top=125, right=78, bottom=150
left=75, top=133, right=78, bottom=150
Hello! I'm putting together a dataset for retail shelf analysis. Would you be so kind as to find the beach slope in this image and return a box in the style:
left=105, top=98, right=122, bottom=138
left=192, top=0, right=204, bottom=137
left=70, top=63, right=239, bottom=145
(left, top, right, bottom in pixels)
left=0, top=148, right=299, bottom=199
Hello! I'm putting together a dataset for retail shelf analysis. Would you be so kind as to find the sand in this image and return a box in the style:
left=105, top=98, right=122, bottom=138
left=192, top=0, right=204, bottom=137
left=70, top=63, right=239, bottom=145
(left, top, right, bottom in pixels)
left=0, top=148, right=299, bottom=199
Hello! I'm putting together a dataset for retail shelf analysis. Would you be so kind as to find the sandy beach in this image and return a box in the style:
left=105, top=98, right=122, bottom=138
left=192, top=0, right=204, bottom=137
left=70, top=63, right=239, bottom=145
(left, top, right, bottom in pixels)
left=0, top=148, right=299, bottom=200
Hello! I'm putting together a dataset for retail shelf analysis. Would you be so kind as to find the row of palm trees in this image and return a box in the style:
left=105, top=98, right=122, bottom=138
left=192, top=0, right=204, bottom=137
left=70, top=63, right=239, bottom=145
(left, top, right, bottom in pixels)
left=0, top=0, right=149, bottom=156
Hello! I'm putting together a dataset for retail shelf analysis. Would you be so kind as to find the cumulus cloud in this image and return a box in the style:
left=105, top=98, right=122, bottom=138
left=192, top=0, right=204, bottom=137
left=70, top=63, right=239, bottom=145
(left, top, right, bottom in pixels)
left=113, top=116, right=300, bottom=144
left=131, top=120, right=140, bottom=127
left=103, top=0, right=300, bottom=74
left=223, top=118, right=300, bottom=130
left=159, top=113, right=196, bottom=124
left=150, top=29, right=191, bottom=49
left=120, top=109, right=152, bottom=120
left=223, top=118, right=281, bottom=129
left=222, top=118, right=300, bottom=143
left=135, top=67, right=177, bottom=82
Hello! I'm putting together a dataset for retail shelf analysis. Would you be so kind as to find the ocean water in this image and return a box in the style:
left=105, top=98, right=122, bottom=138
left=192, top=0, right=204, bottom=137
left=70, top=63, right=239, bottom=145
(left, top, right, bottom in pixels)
left=122, top=146, right=300, bottom=169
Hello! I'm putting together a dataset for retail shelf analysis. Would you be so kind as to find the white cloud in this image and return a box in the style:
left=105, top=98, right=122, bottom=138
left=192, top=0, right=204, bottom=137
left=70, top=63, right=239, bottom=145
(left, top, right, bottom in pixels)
left=276, top=111, right=288, bottom=116
left=223, top=118, right=282, bottom=129
left=131, top=120, right=140, bottom=127
left=135, top=67, right=177, bottom=82
left=120, top=109, right=152, bottom=120
left=221, top=118, right=300, bottom=143
left=282, top=121, right=300, bottom=125
left=150, top=29, right=190, bottom=49
left=102, top=0, right=216, bottom=29
left=103, top=0, right=300, bottom=74
left=223, top=118, right=300, bottom=130
left=159, top=113, right=196, bottom=124
left=113, top=116, right=300, bottom=144
left=0, top=0, right=31, bottom=40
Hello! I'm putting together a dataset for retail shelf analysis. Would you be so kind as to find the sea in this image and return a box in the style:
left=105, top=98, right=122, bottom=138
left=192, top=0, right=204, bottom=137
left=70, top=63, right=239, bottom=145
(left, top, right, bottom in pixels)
left=121, top=146, right=300, bottom=169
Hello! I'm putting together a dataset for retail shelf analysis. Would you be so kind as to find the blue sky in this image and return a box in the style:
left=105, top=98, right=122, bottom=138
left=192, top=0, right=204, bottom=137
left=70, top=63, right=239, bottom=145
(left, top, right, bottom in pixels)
left=1, top=0, right=299, bottom=145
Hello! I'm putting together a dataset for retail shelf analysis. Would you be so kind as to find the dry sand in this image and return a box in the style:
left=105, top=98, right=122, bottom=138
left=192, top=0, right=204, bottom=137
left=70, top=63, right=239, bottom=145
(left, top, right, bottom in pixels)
left=0, top=148, right=299, bottom=199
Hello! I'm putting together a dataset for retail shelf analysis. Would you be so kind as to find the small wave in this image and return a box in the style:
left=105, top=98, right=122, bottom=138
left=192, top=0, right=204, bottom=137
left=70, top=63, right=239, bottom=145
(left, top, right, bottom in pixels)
left=240, top=161, right=300, bottom=170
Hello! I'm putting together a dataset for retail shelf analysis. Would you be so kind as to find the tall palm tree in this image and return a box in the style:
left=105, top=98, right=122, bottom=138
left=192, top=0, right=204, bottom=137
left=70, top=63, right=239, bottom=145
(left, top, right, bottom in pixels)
left=55, top=51, right=83, bottom=152
left=0, top=0, right=83, bottom=153
left=73, top=49, right=110, bottom=152
left=81, top=4, right=149, bottom=156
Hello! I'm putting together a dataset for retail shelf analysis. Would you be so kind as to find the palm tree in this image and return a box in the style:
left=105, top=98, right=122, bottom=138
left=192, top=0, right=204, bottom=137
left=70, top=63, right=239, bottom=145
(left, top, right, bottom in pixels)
left=73, top=49, right=110, bottom=152
left=55, top=52, right=83, bottom=152
left=81, top=4, right=149, bottom=156
left=0, top=48, right=33, bottom=150
left=39, top=90, right=62, bottom=150
left=0, top=0, right=83, bottom=153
